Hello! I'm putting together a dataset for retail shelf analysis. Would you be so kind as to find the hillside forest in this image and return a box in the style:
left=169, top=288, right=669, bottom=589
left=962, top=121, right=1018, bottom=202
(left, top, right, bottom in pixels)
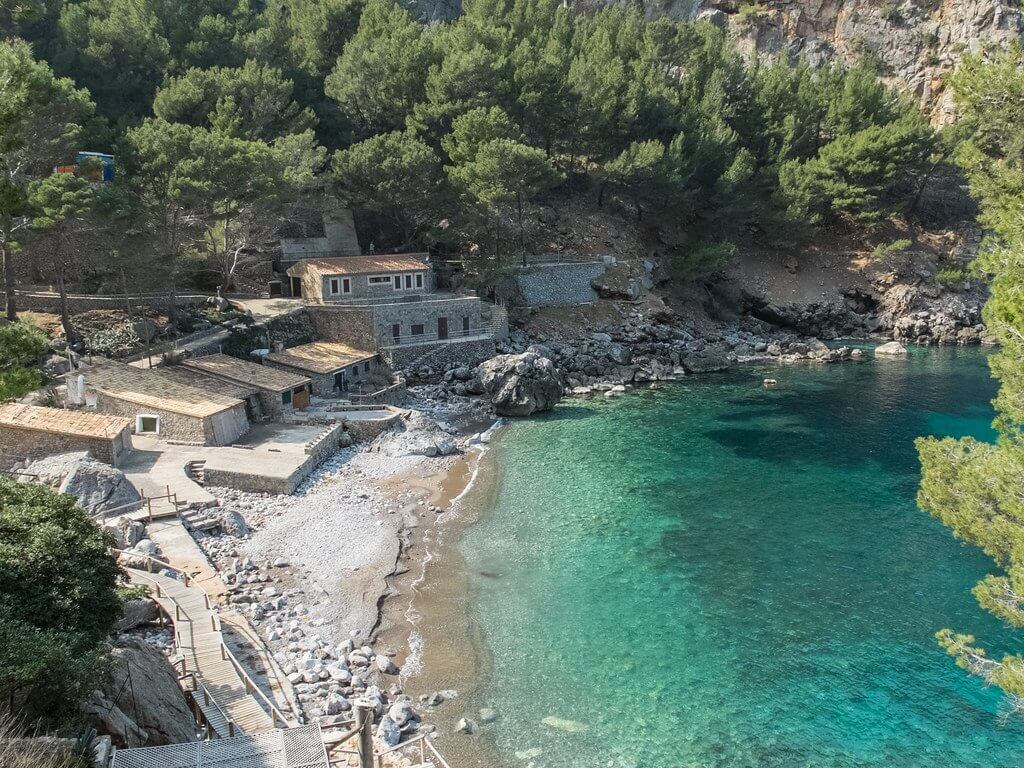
left=3, top=0, right=949, bottom=322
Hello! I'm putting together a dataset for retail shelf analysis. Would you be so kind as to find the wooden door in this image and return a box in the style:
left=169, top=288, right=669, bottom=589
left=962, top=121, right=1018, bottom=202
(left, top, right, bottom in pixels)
left=438, top=317, right=449, bottom=340
left=292, top=387, right=309, bottom=410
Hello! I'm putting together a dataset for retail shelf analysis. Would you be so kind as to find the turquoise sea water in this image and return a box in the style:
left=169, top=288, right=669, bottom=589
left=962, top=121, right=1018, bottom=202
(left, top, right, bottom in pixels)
left=460, top=347, right=1024, bottom=768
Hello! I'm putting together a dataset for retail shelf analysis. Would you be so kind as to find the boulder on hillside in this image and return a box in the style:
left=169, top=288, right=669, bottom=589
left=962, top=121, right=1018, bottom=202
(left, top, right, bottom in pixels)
left=469, top=350, right=564, bottom=416
left=83, top=636, right=196, bottom=747
left=875, top=341, right=909, bottom=357
left=25, top=452, right=141, bottom=515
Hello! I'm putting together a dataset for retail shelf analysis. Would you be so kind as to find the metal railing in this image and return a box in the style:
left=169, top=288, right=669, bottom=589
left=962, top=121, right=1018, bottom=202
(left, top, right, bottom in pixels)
left=114, top=549, right=296, bottom=732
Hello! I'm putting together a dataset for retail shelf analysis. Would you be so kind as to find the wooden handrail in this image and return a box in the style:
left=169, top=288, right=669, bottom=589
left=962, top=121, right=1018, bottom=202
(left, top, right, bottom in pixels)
left=114, top=549, right=295, bottom=728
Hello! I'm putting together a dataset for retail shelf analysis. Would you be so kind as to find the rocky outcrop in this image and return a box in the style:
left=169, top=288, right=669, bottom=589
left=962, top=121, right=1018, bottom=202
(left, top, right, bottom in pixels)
left=25, top=452, right=141, bottom=515
left=376, top=411, right=460, bottom=456
left=469, top=349, right=565, bottom=416
left=84, top=636, right=195, bottom=747
left=114, top=598, right=160, bottom=632
left=697, top=0, right=1024, bottom=120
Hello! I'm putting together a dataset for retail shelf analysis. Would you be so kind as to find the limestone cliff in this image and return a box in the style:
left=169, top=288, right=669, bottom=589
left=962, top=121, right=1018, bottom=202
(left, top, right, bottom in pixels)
left=681, top=0, right=1023, bottom=120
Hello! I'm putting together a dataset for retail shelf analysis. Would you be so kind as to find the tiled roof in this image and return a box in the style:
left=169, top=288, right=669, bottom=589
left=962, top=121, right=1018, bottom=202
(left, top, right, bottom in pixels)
left=287, top=254, right=429, bottom=279
left=157, top=365, right=259, bottom=400
left=0, top=403, right=130, bottom=439
left=84, top=363, right=245, bottom=418
left=265, top=342, right=376, bottom=375
left=182, top=354, right=310, bottom=393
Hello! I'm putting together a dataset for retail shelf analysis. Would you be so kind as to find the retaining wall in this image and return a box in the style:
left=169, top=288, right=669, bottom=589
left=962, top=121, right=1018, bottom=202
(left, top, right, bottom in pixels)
left=512, top=262, right=608, bottom=306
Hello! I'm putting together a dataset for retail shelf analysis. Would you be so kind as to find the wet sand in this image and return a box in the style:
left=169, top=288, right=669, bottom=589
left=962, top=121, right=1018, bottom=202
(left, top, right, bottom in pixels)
left=377, top=437, right=507, bottom=768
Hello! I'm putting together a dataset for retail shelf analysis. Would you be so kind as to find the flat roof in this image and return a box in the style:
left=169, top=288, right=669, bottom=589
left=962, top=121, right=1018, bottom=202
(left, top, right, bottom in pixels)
left=182, top=354, right=310, bottom=393
left=84, top=363, right=245, bottom=419
left=287, top=254, right=429, bottom=279
left=0, top=403, right=130, bottom=440
left=265, top=342, right=376, bottom=375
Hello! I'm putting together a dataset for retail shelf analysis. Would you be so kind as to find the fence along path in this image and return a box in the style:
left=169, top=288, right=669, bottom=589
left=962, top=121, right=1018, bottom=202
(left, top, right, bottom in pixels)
left=120, top=556, right=294, bottom=737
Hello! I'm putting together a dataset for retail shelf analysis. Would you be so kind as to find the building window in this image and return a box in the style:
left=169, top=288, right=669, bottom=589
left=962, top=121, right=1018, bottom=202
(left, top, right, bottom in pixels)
left=463, top=316, right=470, bottom=333
left=393, top=275, right=402, bottom=290
left=369, top=275, right=391, bottom=284
left=404, top=274, right=412, bottom=289
left=411, top=324, right=424, bottom=336
left=342, top=278, right=351, bottom=294
left=329, top=278, right=340, bottom=295
left=351, top=364, right=359, bottom=376
left=136, top=415, right=160, bottom=434
left=392, top=323, right=400, bottom=340
left=364, top=361, right=371, bottom=373
left=415, top=273, right=423, bottom=288
left=282, top=389, right=292, bottom=405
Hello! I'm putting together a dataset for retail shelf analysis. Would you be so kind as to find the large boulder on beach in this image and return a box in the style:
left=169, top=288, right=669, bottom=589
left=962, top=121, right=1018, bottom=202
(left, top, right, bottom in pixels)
left=469, top=350, right=564, bottom=416
left=875, top=341, right=909, bottom=357
left=25, top=452, right=141, bottom=516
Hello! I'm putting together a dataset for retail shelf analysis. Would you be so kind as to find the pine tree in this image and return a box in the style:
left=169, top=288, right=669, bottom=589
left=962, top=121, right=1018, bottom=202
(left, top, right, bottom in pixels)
left=917, top=44, right=1024, bottom=709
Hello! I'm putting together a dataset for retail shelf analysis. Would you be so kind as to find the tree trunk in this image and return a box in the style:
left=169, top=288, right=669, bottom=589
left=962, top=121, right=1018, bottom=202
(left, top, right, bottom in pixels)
left=57, top=274, right=80, bottom=349
left=2, top=240, right=15, bottom=322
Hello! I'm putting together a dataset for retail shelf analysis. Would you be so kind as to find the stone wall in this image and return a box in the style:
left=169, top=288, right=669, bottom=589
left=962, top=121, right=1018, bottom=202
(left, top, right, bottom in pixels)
left=203, top=423, right=346, bottom=494
left=307, top=306, right=377, bottom=349
left=386, top=336, right=496, bottom=370
left=512, top=262, right=608, bottom=307
left=91, top=394, right=249, bottom=446
left=370, top=296, right=485, bottom=343
left=10, top=290, right=210, bottom=315
left=320, top=270, right=434, bottom=301
left=265, top=357, right=382, bottom=398
left=0, top=424, right=131, bottom=466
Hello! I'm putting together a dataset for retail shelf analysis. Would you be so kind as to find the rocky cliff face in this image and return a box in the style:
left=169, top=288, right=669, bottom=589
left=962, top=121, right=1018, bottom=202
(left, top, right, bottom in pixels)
left=689, top=0, right=1023, bottom=120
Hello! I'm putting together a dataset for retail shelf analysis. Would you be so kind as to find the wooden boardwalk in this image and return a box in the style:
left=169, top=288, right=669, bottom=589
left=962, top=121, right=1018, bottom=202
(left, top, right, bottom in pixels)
left=124, top=564, right=289, bottom=737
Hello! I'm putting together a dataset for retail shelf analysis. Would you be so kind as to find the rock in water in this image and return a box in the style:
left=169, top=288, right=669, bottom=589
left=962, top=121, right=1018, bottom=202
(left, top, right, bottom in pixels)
left=471, top=351, right=564, bottom=416
left=875, top=341, right=909, bottom=357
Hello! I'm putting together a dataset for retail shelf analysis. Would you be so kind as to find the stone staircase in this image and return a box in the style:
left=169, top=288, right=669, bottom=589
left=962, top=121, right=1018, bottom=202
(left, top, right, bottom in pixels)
left=185, top=459, right=207, bottom=486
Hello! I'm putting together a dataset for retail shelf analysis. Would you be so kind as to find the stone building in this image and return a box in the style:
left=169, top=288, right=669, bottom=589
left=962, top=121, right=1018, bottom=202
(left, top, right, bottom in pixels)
left=263, top=341, right=381, bottom=397
left=181, top=354, right=312, bottom=419
left=0, top=403, right=133, bottom=467
left=287, top=254, right=434, bottom=302
left=82, top=363, right=250, bottom=446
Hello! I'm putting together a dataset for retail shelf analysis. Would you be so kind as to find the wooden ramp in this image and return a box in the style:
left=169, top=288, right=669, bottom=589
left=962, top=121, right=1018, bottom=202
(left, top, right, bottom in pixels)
left=124, top=564, right=287, bottom=736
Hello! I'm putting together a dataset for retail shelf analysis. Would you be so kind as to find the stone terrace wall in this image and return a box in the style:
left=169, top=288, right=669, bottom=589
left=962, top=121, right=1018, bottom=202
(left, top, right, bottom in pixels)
left=307, top=306, right=377, bottom=349
left=386, top=337, right=495, bottom=370
left=10, top=290, right=211, bottom=315
left=0, top=425, right=128, bottom=466
left=512, top=262, right=608, bottom=306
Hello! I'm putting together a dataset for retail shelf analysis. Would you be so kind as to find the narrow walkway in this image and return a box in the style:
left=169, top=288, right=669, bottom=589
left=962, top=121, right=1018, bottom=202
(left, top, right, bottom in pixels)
left=124, top=565, right=282, bottom=736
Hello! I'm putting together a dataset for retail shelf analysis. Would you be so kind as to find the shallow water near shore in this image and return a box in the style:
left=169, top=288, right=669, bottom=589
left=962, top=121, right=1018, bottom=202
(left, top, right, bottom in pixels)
left=459, top=347, right=1024, bottom=768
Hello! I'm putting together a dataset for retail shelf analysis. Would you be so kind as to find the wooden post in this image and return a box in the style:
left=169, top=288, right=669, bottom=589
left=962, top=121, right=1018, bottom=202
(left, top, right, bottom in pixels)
left=354, top=700, right=375, bottom=768
left=210, top=615, right=217, bottom=631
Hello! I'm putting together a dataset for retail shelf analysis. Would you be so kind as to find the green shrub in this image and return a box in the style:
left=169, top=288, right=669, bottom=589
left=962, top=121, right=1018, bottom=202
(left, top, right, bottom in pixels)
left=0, top=481, right=121, bottom=724
left=0, top=321, right=48, bottom=401
left=870, top=239, right=913, bottom=262
left=935, top=267, right=968, bottom=286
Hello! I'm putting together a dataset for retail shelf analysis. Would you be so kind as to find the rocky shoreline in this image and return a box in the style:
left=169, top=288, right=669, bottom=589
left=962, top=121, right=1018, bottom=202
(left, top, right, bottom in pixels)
left=95, top=271, right=992, bottom=759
